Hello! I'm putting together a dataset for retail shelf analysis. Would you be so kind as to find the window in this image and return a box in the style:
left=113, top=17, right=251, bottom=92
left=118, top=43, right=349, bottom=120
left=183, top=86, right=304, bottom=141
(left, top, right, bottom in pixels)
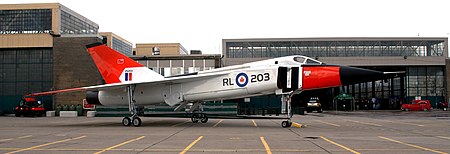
left=0, top=9, right=52, bottom=34
left=225, top=40, right=445, bottom=58
left=293, top=57, right=305, bottom=63
left=306, top=59, right=321, bottom=64
left=112, top=37, right=132, bottom=56
left=0, top=48, right=53, bottom=97
left=60, top=10, right=98, bottom=35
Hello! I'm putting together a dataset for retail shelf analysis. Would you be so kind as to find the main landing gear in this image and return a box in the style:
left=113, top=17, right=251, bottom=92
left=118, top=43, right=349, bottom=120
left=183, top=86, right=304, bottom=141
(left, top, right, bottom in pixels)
left=187, top=103, right=208, bottom=124
left=281, top=94, right=293, bottom=128
left=122, top=85, right=142, bottom=127
left=122, top=116, right=141, bottom=127
left=190, top=113, right=208, bottom=123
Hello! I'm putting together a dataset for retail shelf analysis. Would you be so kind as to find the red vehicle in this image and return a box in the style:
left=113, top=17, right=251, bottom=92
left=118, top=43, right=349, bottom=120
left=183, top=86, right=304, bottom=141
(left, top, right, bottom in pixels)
left=15, top=97, right=46, bottom=117
left=438, top=101, right=448, bottom=110
left=401, top=100, right=431, bottom=111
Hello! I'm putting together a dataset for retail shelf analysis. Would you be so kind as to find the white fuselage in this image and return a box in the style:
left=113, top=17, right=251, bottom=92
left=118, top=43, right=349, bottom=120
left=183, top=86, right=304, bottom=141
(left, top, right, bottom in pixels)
left=98, top=66, right=279, bottom=106
left=97, top=56, right=320, bottom=107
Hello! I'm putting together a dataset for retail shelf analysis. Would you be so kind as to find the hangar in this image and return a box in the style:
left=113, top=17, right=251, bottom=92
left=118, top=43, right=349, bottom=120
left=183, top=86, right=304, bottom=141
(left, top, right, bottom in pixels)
left=0, top=3, right=131, bottom=113
left=0, top=3, right=221, bottom=114
left=222, top=38, right=449, bottom=110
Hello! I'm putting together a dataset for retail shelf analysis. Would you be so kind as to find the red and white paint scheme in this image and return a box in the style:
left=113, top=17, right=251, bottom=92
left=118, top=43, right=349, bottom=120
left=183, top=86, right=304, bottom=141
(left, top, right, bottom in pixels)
left=28, top=43, right=386, bottom=127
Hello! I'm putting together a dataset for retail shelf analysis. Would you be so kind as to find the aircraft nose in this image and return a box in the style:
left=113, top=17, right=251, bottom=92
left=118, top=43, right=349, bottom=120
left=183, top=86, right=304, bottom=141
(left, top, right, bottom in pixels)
left=339, top=66, right=385, bottom=85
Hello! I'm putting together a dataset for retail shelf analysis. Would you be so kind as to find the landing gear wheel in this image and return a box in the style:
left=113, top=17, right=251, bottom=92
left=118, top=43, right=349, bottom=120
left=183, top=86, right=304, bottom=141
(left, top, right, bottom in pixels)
left=191, top=117, right=199, bottom=123
left=191, top=114, right=200, bottom=123
left=132, top=117, right=142, bottom=127
left=282, top=121, right=292, bottom=128
left=200, top=115, right=208, bottom=123
left=122, top=117, right=131, bottom=126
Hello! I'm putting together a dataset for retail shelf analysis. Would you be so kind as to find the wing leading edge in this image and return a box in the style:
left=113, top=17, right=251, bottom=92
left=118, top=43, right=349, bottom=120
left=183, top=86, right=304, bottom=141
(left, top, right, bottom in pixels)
left=26, top=71, right=227, bottom=97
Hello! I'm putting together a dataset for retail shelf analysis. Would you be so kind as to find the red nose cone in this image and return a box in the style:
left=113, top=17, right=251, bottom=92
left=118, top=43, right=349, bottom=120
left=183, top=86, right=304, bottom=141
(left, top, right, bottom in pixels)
left=302, top=66, right=342, bottom=90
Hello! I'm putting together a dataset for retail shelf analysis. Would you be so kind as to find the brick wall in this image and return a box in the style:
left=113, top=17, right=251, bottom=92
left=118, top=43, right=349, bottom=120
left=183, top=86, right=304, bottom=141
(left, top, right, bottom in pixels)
left=52, top=37, right=103, bottom=107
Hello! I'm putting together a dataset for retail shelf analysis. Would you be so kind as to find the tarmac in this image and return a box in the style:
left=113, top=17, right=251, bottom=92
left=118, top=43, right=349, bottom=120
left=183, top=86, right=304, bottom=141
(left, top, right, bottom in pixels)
left=1, top=110, right=450, bottom=154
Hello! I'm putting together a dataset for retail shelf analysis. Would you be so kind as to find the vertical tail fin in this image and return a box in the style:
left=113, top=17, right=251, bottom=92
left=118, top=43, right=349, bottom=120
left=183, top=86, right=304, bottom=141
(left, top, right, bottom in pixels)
left=86, top=43, right=163, bottom=84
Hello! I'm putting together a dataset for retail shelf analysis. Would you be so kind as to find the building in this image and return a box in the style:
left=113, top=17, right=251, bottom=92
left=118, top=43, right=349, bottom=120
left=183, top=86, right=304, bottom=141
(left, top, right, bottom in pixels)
left=99, top=32, right=133, bottom=56
left=132, top=43, right=220, bottom=77
left=132, top=55, right=221, bottom=77
left=0, top=3, right=217, bottom=114
left=0, top=3, right=131, bottom=113
left=223, top=37, right=448, bottom=110
left=135, top=43, right=188, bottom=56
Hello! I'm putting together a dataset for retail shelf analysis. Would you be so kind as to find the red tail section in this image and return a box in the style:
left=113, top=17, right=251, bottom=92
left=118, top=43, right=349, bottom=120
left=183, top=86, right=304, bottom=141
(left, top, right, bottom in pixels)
left=86, top=43, right=143, bottom=84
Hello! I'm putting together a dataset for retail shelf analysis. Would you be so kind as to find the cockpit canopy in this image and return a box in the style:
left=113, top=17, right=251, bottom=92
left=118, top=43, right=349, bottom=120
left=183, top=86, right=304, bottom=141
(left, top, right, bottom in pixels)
left=293, top=56, right=322, bottom=65
left=244, top=55, right=323, bottom=67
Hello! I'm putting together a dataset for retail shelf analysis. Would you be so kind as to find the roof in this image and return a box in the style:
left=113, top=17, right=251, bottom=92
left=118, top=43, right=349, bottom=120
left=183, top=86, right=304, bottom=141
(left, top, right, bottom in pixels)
left=223, top=37, right=448, bottom=42
left=130, top=54, right=221, bottom=60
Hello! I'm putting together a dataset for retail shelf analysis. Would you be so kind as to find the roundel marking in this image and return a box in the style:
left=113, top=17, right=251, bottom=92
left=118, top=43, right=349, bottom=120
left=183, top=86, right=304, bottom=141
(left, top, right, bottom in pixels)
left=235, top=73, right=249, bottom=87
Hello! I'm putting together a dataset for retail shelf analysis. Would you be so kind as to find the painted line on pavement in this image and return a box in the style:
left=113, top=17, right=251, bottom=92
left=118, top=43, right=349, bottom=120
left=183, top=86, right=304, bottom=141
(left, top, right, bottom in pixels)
left=376, top=119, right=425, bottom=127
left=252, top=120, right=258, bottom=127
left=94, top=136, right=145, bottom=154
left=5, top=136, right=86, bottom=154
left=180, top=136, right=203, bottom=154
left=314, top=120, right=340, bottom=127
left=0, top=135, right=32, bottom=142
left=344, top=119, right=382, bottom=127
left=437, top=136, right=450, bottom=140
left=260, top=137, right=272, bottom=154
left=171, top=120, right=191, bottom=127
left=0, top=148, right=330, bottom=152
left=320, top=136, right=360, bottom=154
left=379, top=136, right=447, bottom=154
left=213, top=120, right=223, bottom=127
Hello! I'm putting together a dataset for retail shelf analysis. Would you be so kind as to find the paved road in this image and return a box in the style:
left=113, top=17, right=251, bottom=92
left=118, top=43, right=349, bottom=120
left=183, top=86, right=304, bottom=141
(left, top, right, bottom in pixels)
left=0, top=111, right=449, bottom=154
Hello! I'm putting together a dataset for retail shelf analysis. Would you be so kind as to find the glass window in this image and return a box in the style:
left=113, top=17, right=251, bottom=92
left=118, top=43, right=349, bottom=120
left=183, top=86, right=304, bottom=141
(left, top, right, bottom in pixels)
left=60, top=10, right=98, bottom=35
left=306, top=59, right=320, bottom=64
left=112, top=37, right=132, bottom=56
left=293, top=57, right=305, bottom=63
left=171, top=60, right=183, bottom=67
left=0, top=48, right=52, bottom=100
left=225, top=40, right=446, bottom=58
left=0, top=9, right=52, bottom=34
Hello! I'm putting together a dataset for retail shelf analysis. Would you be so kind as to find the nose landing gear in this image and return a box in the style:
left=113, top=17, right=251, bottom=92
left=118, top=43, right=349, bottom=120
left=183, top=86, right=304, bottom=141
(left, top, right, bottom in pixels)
left=281, top=94, right=293, bottom=128
left=281, top=120, right=292, bottom=128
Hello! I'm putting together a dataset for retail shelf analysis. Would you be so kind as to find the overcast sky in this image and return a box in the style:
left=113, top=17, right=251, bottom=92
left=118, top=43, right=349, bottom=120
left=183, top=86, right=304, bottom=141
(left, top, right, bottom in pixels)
left=2, top=0, right=450, bottom=54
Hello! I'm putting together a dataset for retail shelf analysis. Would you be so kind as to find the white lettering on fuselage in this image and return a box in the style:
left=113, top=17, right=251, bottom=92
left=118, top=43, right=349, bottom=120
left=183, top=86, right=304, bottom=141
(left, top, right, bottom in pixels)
left=222, top=73, right=270, bottom=86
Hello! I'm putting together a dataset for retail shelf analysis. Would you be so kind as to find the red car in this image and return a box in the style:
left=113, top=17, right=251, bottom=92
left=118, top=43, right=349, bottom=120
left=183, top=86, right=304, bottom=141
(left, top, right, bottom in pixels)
left=401, top=100, right=431, bottom=111
left=15, top=97, right=46, bottom=117
left=438, top=102, right=448, bottom=110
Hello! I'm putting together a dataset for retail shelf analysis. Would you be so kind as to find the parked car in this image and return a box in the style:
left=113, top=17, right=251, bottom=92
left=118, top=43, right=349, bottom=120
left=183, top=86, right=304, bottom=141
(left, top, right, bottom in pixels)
left=15, top=97, right=46, bottom=117
left=306, top=97, right=322, bottom=113
left=401, top=100, right=431, bottom=111
left=438, top=101, right=448, bottom=110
